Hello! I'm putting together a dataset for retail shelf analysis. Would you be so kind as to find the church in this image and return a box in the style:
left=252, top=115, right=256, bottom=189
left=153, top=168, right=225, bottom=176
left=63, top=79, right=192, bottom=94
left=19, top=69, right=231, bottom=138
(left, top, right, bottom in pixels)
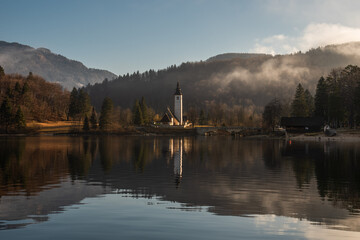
left=158, top=82, right=191, bottom=127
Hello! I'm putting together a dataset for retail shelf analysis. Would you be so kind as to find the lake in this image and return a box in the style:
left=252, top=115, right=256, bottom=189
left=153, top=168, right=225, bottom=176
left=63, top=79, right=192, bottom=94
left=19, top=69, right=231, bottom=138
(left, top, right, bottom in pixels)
left=0, top=136, right=360, bottom=239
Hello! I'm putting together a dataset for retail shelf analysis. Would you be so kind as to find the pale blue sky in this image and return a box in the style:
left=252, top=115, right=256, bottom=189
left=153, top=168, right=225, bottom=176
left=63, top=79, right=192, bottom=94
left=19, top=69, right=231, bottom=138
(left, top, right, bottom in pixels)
left=1, top=0, right=360, bottom=75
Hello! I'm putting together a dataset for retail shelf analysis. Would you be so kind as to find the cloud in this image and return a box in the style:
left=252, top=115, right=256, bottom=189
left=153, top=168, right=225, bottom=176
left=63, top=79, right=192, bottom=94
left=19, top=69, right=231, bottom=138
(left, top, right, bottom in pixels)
left=264, top=0, right=360, bottom=27
left=252, top=23, right=360, bottom=54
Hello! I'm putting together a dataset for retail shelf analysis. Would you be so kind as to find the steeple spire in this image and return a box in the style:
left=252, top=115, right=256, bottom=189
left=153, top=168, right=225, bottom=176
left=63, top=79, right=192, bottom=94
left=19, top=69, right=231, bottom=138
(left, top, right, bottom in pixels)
left=174, top=81, right=182, bottom=95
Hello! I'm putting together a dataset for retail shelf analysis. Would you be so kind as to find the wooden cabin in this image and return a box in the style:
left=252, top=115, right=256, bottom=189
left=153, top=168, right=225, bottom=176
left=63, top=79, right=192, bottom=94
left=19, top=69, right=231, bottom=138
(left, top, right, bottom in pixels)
left=280, top=117, right=324, bottom=132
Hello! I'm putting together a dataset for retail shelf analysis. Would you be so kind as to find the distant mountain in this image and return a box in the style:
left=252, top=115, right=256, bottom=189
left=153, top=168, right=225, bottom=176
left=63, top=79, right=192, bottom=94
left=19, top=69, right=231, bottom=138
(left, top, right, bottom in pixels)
left=84, top=42, right=360, bottom=113
left=206, top=53, right=271, bottom=62
left=0, top=41, right=117, bottom=89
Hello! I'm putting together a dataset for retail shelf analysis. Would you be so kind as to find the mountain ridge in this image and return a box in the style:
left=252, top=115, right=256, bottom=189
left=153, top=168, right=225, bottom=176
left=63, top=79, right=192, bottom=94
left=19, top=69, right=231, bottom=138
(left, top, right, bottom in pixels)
left=0, top=41, right=117, bottom=89
left=206, top=53, right=271, bottom=62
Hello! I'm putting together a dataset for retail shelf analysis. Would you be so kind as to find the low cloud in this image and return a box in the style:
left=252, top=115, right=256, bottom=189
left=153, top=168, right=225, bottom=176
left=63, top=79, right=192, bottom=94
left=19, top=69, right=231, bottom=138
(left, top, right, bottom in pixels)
left=252, top=23, right=360, bottom=55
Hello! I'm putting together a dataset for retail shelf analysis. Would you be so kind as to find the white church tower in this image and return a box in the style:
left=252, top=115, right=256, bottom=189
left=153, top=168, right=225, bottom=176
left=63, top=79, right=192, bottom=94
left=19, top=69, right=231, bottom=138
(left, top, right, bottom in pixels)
left=174, top=82, right=183, bottom=125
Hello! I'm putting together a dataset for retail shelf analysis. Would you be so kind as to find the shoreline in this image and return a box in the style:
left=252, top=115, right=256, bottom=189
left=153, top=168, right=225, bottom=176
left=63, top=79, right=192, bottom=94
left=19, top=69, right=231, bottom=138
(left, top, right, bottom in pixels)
left=1, top=122, right=360, bottom=141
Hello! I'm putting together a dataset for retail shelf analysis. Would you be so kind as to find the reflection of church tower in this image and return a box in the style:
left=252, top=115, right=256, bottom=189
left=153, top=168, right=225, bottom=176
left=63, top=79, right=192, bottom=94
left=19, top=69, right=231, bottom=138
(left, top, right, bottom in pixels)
left=174, top=82, right=183, bottom=125
left=174, top=138, right=183, bottom=177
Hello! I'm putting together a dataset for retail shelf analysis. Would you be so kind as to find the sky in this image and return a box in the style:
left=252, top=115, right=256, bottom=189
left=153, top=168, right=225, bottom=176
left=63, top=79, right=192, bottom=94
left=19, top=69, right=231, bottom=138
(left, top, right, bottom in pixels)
left=1, top=0, right=360, bottom=76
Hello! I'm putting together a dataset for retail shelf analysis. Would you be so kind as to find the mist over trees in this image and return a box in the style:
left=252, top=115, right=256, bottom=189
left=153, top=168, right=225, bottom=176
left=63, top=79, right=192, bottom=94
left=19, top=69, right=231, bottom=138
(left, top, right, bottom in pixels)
left=263, top=64, right=360, bottom=129
left=83, top=42, right=360, bottom=127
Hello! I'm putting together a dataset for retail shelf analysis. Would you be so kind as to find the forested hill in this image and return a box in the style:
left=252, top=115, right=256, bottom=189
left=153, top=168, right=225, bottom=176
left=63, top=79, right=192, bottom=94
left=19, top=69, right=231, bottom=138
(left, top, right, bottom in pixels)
left=0, top=41, right=117, bottom=90
left=206, top=53, right=270, bottom=62
left=84, top=42, right=360, bottom=113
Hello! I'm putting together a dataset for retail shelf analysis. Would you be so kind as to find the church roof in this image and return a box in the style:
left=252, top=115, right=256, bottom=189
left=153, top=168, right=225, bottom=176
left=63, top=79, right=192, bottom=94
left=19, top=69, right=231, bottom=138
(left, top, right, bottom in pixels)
left=166, top=107, right=179, bottom=123
left=174, top=82, right=182, bottom=95
left=160, top=113, right=171, bottom=123
left=159, top=107, right=180, bottom=124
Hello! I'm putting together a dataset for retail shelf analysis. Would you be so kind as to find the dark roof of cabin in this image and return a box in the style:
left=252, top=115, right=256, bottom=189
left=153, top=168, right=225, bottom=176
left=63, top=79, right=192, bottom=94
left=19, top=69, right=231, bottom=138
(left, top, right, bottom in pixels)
left=174, top=82, right=182, bottom=95
left=280, top=117, right=324, bottom=127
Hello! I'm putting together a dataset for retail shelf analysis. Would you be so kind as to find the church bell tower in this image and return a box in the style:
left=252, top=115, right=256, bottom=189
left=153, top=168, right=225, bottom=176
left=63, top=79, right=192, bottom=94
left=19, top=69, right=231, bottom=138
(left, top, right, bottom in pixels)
left=174, top=82, right=183, bottom=125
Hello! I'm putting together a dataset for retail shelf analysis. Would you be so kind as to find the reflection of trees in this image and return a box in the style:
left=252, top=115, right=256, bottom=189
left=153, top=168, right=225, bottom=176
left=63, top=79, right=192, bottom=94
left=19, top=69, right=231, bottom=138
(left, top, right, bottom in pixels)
left=0, top=137, right=70, bottom=197
left=291, top=157, right=313, bottom=189
left=68, top=137, right=95, bottom=180
left=262, top=140, right=283, bottom=170
left=280, top=142, right=318, bottom=189
left=133, top=139, right=151, bottom=173
left=282, top=141, right=360, bottom=211
left=99, top=137, right=114, bottom=173
left=314, top=143, right=360, bottom=211
left=0, top=138, right=26, bottom=193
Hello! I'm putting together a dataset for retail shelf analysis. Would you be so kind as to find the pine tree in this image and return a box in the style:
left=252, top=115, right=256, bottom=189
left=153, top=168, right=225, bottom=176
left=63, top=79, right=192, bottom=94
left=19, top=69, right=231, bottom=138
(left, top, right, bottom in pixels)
left=132, top=99, right=144, bottom=125
left=78, top=89, right=91, bottom=119
left=99, top=97, right=113, bottom=130
left=0, top=65, right=4, bottom=79
left=291, top=83, right=308, bottom=117
left=68, top=87, right=79, bottom=120
left=304, top=89, right=314, bottom=117
left=83, top=115, right=90, bottom=131
left=199, top=109, right=206, bottom=125
left=140, top=96, right=148, bottom=124
left=355, top=82, right=360, bottom=125
left=314, top=77, right=328, bottom=119
left=14, top=107, right=26, bottom=129
left=90, top=107, right=98, bottom=129
left=0, top=98, right=13, bottom=132
left=27, top=72, right=33, bottom=80
left=6, top=87, right=14, bottom=99
left=22, top=82, right=30, bottom=95
left=14, top=82, right=22, bottom=94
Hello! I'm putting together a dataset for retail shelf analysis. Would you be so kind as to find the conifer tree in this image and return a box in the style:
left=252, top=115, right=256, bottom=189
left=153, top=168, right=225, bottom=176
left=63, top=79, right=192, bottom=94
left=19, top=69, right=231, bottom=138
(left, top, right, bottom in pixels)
left=14, top=107, right=26, bottom=128
left=355, top=82, right=360, bottom=125
left=83, top=115, right=90, bottom=131
left=22, top=82, right=30, bottom=95
left=0, top=65, right=4, bottom=79
left=99, top=97, right=113, bottom=130
left=90, top=107, right=98, bottom=129
left=140, top=96, right=148, bottom=124
left=314, top=76, right=328, bottom=119
left=78, top=89, right=91, bottom=119
left=27, top=72, right=33, bottom=80
left=291, top=83, right=308, bottom=117
left=6, top=87, right=14, bottom=99
left=304, top=89, right=314, bottom=117
left=68, top=87, right=79, bottom=119
left=14, top=82, right=21, bottom=94
left=199, top=109, right=206, bottom=125
left=133, top=99, right=144, bottom=125
left=0, top=98, right=13, bottom=132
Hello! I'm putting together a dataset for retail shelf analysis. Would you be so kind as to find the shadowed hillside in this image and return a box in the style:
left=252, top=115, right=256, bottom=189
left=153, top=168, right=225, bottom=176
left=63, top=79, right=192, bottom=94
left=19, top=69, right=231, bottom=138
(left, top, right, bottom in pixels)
left=84, top=42, right=360, bottom=113
left=0, top=41, right=117, bottom=90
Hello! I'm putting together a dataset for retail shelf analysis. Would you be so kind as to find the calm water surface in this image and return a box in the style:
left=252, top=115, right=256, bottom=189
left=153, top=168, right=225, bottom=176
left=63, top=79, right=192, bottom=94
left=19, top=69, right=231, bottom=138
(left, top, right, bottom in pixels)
left=0, top=136, right=360, bottom=239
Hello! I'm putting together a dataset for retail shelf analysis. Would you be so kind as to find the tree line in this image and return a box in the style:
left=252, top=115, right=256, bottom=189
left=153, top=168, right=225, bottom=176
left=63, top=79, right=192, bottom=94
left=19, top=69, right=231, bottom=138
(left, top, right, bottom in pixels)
left=263, top=65, right=360, bottom=129
left=0, top=67, right=69, bottom=132
left=3, top=63, right=360, bottom=132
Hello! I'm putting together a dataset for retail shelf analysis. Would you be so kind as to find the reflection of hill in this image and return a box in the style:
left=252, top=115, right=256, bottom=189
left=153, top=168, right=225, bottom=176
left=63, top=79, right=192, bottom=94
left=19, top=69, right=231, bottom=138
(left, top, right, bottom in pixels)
left=1, top=137, right=360, bottom=231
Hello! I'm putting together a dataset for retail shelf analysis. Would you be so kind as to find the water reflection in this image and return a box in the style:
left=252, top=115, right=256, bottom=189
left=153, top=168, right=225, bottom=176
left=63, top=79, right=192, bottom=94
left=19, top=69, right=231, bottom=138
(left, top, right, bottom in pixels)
left=0, top=136, right=360, bottom=232
left=169, top=138, right=183, bottom=186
